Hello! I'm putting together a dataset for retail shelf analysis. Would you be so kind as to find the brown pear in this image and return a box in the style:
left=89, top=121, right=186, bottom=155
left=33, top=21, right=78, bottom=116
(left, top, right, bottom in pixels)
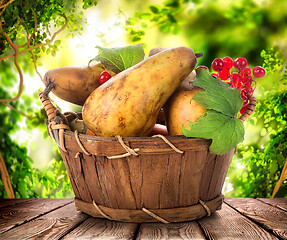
left=82, top=47, right=199, bottom=137
left=164, top=72, right=206, bottom=135
left=43, top=63, right=115, bottom=105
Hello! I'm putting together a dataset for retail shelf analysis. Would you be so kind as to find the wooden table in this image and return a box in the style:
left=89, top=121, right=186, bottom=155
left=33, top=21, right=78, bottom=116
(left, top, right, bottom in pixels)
left=0, top=198, right=286, bottom=239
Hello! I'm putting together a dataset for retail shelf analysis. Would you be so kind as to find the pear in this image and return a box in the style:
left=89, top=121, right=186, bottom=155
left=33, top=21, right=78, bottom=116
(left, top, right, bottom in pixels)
left=148, top=47, right=168, bottom=57
left=43, top=63, right=115, bottom=106
left=82, top=47, right=199, bottom=137
left=164, top=72, right=206, bottom=135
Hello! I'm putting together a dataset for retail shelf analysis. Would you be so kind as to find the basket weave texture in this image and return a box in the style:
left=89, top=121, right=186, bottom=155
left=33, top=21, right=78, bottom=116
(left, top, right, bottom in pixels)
left=38, top=91, right=256, bottom=223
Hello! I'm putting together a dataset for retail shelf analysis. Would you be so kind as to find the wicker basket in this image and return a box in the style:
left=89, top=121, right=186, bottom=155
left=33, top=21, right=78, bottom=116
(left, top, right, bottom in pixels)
left=38, top=91, right=256, bottom=223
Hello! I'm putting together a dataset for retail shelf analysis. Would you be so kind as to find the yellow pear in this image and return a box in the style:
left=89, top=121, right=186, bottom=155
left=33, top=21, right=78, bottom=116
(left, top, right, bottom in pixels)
left=164, top=72, right=206, bottom=135
left=82, top=47, right=199, bottom=137
left=43, top=63, right=115, bottom=106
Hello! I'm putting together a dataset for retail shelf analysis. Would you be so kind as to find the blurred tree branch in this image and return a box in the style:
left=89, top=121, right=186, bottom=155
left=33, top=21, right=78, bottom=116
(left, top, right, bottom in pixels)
left=0, top=1, right=67, bottom=113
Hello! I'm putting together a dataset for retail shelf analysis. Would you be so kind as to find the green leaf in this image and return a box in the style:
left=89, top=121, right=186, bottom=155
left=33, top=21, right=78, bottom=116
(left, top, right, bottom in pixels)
left=132, top=35, right=142, bottom=42
left=182, top=68, right=245, bottom=155
left=183, top=110, right=245, bottom=155
left=149, top=5, right=161, bottom=13
left=54, top=40, right=61, bottom=46
left=90, top=44, right=145, bottom=73
left=191, top=68, right=243, bottom=116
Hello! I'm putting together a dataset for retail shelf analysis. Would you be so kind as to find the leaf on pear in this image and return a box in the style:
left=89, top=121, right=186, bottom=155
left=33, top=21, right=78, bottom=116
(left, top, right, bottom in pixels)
left=89, top=44, right=145, bottom=73
left=182, top=110, right=245, bottom=155
left=182, top=69, right=246, bottom=155
left=191, top=68, right=243, bottom=116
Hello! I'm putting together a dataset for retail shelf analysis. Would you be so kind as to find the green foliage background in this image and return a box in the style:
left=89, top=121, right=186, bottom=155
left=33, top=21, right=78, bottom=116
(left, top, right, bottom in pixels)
left=0, top=0, right=286, bottom=198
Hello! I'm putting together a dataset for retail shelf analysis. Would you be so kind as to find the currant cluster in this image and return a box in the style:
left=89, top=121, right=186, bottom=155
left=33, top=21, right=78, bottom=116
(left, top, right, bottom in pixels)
left=196, top=57, right=266, bottom=114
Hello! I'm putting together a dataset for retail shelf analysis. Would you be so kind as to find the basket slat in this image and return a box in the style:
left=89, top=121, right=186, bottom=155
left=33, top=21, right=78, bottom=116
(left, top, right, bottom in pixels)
left=207, top=149, right=235, bottom=200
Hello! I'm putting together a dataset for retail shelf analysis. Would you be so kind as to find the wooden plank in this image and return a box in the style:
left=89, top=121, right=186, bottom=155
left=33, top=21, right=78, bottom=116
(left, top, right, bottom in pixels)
left=0, top=201, right=88, bottom=240
left=225, top=198, right=287, bottom=239
left=0, top=198, right=35, bottom=208
left=62, top=217, right=138, bottom=240
left=136, top=221, right=206, bottom=239
left=0, top=198, right=72, bottom=233
left=258, top=198, right=287, bottom=212
left=197, top=202, right=278, bottom=240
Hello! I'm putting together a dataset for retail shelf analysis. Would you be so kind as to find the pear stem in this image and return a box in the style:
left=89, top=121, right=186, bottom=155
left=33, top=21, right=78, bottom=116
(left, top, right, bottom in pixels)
left=195, top=52, right=204, bottom=58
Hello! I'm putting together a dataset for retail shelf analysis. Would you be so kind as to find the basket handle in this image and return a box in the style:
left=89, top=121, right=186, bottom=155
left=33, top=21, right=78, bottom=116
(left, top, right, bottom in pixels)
left=38, top=90, right=58, bottom=121
left=239, top=94, right=257, bottom=123
left=38, top=90, right=70, bottom=152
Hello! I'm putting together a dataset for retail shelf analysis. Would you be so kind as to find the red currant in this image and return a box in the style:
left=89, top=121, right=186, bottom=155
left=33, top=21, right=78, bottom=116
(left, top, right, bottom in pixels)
left=253, top=66, right=266, bottom=78
left=243, top=81, right=253, bottom=94
left=234, top=57, right=248, bottom=70
left=231, top=72, right=243, bottom=89
left=231, top=72, right=239, bottom=81
left=212, top=58, right=224, bottom=72
left=218, top=67, right=230, bottom=81
left=196, top=66, right=209, bottom=72
left=223, top=56, right=233, bottom=69
left=240, top=68, right=253, bottom=84
left=98, top=71, right=112, bottom=84
left=241, top=90, right=248, bottom=101
left=240, top=91, right=249, bottom=114
left=211, top=72, right=219, bottom=78
left=240, top=67, right=251, bottom=78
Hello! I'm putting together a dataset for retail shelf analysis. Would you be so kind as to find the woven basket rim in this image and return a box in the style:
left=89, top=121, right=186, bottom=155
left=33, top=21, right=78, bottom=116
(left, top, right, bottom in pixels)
left=64, top=129, right=211, bottom=143
left=62, top=129, right=215, bottom=157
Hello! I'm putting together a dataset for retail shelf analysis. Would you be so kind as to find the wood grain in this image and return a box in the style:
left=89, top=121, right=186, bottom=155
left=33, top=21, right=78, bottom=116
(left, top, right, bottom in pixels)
left=62, top=217, right=138, bottom=240
left=60, top=149, right=93, bottom=203
left=0, top=198, right=285, bottom=239
left=0, top=198, right=34, bottom=208
left=197, top=202, right=278, bottom=240
left=258, top=198, right=287, bottom=212
left=60, top=149, right=81, bottom=199
left=0, top=198, right=72, bottom=233
left=0, top=201, right=88, bottom=239
left=206, top=149, right=234, bottom=200
left=225, top=198, right=287, bottom=239
left=136, top=221, right=205, bottom=239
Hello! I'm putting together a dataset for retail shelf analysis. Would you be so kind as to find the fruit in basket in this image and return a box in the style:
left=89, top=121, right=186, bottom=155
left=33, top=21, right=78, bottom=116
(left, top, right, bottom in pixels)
left=43, top=63, right=115, bottom=106
left=164, top=74, right=206, bottom=135
left=148, top=47, right=168, bottom=57
left=82, top=46, right=199, bottom=137
left=148, top=124, right=169, bottom=136
left=86, top=128, right=96, bottom=136
left=148, top=46, right=199, bottom=131
left=208, top=56, right=265, bottom=114
left=98, top=71, right=112, bottom=84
